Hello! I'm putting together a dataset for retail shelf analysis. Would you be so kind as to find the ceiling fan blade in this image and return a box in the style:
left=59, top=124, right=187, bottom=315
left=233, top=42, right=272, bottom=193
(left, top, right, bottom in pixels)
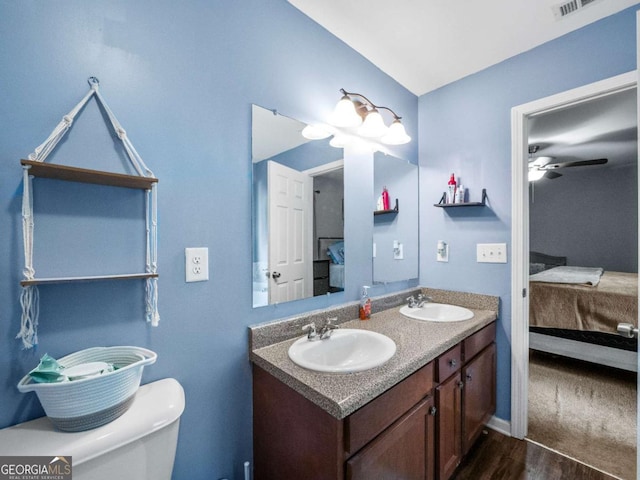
left=544, top=158, right=608, bottom=169
left=544, top=171, right=562, bottom=179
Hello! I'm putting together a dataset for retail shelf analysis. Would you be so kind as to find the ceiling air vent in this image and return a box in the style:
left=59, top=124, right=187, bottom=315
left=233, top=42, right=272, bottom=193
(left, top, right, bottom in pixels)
left=552, top=0, right=603, bottom=19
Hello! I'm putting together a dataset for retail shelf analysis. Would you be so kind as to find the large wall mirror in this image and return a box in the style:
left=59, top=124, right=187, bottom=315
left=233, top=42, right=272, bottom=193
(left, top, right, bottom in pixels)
left=373, top=152, right=419, bottom=283
left=252, top=105, right=345, bottom=308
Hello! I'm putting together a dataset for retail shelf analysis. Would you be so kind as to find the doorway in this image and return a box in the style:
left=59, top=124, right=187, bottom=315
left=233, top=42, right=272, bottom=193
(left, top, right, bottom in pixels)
left=510, top=70, right=638, bottom=450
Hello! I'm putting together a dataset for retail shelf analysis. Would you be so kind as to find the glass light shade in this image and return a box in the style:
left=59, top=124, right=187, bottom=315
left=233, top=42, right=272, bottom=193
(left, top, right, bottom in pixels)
left=528, top=168, right=545, bottom=182
left=301, top=124, right=331, bottom=140
left=381, top=120, right=411, bottom=145
left=358, top=109, right=388, bottom=138
left=329, top=134, right=352, bottom=148
left=328, top=96, right=363, bottom=128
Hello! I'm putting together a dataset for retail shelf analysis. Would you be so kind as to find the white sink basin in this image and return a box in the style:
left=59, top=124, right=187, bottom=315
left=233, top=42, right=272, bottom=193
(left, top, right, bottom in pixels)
left=399, top=303, right=474, bottom=322
left=288, top=329, right=396, bottom=373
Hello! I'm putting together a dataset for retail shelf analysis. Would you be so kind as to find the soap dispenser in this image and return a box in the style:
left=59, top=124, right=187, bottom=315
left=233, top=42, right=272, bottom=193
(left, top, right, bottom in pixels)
left=359, top=286, right=371, bottom=320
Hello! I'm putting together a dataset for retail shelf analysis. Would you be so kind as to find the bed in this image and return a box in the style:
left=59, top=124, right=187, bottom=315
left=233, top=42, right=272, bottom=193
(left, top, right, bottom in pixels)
left=317, top=237, right=345, bottom=291
left=528, top=251, right=638, bottom=371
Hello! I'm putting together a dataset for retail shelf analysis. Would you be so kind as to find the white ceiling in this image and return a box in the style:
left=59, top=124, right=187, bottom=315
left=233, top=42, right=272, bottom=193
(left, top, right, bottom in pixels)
left=529, top=87, right=637, bottom=173
left=288, top=0, right=639, bottom=96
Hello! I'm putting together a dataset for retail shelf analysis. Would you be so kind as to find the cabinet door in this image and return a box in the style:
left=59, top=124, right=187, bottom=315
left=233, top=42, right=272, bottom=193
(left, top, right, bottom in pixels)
left=347, top=396, right=436, bottom=480
left=462, top=343, right=496, bottom=454
left=436, top=372, right=462, bottom=480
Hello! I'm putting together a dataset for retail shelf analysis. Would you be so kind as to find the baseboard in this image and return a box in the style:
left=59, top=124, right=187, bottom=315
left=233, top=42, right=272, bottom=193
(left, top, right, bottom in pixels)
left=486, top=415, right=511, bottom=436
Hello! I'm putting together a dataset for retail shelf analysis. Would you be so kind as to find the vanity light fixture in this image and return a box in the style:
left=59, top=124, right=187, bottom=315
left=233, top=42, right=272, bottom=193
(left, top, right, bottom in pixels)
left=301, top=124, right=332, bottom=140
left=328, top=89, right=411, bottom=145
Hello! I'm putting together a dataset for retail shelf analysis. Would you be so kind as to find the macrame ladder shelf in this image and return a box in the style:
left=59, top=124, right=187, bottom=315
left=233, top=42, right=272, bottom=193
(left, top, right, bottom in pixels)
left=18, top=77, right=159, bottom=349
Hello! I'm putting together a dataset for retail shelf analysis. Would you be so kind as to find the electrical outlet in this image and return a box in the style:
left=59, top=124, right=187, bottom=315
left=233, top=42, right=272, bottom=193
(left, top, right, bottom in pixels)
left=437, top=241, right=449, bottom=262
left=185, top=247, right=209, bottom=282
left=476, top=243, right=507, bottom=263
left=393, top=241, right=404, bottom=260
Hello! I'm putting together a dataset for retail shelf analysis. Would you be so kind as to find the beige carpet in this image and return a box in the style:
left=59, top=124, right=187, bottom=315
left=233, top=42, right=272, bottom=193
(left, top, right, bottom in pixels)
left=528, top=351, right=636, bottom=480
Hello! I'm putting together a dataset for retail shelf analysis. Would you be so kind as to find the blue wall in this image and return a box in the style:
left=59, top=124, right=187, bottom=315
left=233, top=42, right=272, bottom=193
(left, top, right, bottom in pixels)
left=531, top=164, right=638, bottom=273
left=0, top=1, right=417, bottom=479
left=419, top=5, right=638, bottom=422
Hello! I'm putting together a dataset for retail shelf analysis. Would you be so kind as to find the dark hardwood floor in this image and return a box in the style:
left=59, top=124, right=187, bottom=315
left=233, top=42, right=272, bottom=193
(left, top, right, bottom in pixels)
left=452, top=429, right=618, bottom=480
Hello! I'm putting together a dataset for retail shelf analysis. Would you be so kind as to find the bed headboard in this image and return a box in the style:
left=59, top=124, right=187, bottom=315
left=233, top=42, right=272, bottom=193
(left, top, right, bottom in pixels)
left=530, top=251, right=567, bottom=274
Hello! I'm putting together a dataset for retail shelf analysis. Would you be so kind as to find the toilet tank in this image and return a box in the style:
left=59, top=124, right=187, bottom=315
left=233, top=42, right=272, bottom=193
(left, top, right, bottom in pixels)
left=0, top=378, right=185, bottom=480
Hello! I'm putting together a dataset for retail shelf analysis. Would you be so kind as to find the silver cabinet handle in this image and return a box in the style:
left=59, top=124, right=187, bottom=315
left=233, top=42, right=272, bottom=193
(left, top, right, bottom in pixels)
left=448, top=359, right=457, bottom=368
left=429, top=406, right=437, bottom=416
left=457, top=381, right=464, bottom=389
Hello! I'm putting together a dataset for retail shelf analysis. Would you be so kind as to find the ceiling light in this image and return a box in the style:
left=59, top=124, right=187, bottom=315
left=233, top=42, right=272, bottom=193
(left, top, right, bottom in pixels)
left=528, top=168, right=545, bottom=182
left=301, top=124, right=332, bottom=140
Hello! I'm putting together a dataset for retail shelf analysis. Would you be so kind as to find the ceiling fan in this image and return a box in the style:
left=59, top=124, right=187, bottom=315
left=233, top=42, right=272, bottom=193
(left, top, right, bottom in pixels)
left=527, top=145, right=608, bottom=181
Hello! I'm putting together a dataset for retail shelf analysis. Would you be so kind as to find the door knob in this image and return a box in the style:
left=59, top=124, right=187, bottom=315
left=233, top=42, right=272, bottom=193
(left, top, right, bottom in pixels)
left=271, top=272, right=281, bottom=279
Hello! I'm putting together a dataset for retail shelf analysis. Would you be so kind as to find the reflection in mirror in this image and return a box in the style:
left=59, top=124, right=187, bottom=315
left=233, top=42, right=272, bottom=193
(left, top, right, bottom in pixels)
left=373, top=152, right=419, bottom=283
left=252, top=105, right=345, bottom=308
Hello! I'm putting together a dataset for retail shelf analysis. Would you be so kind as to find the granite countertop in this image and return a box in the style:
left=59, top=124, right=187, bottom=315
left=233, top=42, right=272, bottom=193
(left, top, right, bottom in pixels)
left=250, top=289, right=498, bottom=419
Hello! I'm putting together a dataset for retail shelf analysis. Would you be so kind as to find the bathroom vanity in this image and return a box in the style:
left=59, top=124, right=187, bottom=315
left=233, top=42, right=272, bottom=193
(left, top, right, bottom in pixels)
left=250, top=289, right=498, bottom=480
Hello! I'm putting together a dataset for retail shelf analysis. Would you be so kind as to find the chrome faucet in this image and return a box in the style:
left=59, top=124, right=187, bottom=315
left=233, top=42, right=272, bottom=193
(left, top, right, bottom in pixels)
left=302, top=318, right=340, bottom=341
left=302, top=323, right=319, bottom=341
left=417, top=294, right=433, bottom=307
left=407, top=294, right=433, bottom=308
left=319, top=317, right=339, bottom=339
left=406, top=296, right=419, bottom=308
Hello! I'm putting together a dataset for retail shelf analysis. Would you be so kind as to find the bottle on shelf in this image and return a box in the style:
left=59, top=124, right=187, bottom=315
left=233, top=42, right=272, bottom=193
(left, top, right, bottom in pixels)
left=447, top=174, right=457, bottom=203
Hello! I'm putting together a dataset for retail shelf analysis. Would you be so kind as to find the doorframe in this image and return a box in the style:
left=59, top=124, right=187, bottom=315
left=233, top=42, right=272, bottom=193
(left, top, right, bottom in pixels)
left=509, top=70, right=637, bottom=439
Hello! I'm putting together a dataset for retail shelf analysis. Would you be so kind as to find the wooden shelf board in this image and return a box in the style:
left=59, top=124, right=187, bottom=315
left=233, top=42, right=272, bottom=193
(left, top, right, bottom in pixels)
left=435, top=188, right=487, bottom=208
left=21, top=160, right=157, bottom=190
left=21, top=273, right=158, bottom=286
left=434, top=202, right=485, bottom=208
left=374, top=198, right=399, bottom=216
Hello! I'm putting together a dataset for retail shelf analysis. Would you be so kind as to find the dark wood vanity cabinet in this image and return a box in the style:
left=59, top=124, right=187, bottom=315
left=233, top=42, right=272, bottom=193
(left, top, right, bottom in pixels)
left=435, top=372, right=463, bottom=480
left=346, top=396, right=435, bottom=480
left=436, top=322, right=497, bottom=480
left=252, top=321, right=496, bottom=480
left=253, top=362, right=435, bottom=480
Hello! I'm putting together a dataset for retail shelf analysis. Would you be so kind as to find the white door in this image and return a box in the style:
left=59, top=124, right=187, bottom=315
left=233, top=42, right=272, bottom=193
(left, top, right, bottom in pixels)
left=267, top=160, right=313, bottom=304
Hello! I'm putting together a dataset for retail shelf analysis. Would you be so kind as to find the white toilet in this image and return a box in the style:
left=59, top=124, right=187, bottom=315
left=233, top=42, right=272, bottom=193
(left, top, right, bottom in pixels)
left=0, top=377, right=185, bottom=480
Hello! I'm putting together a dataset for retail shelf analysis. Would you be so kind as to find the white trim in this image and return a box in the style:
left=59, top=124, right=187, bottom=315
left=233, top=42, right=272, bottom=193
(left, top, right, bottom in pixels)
left=303, top=159, right=344, bottom=176
left=486, top=416, right=511, bottom=437
left=510, top=70, right=637, bottom=440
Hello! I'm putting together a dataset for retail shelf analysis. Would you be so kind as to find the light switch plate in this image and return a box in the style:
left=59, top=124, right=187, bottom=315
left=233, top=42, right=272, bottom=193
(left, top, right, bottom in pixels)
left=185, top=247, right=209, bottom=282
left=476, top=243, right=507, bottom=263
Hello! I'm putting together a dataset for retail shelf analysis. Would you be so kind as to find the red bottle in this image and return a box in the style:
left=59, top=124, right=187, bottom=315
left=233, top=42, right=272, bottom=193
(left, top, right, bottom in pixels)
left=447, top=174, right=457, bottom=203
left=382, top=187, right=390, bottom=211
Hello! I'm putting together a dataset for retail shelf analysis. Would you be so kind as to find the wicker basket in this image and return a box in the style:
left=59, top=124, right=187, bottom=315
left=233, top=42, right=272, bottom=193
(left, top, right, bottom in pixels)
left=18, top=346, right=157, bottom=432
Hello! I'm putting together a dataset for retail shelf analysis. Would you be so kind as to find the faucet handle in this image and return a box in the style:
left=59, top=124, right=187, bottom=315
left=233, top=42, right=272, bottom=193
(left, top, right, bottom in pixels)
left=302, top=323, right=317, bottom=340
left=406, top=295, right=417, bottom=308
left=319, top=318, right=339, bottom=339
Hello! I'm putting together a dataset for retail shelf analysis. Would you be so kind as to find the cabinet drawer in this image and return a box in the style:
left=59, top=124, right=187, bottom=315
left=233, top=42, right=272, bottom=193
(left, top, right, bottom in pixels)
left=345, top=361, right=434, bottom=456
left=463, top=322, right=496, bottom=362
left=436, top=344, right=462, bottom=382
